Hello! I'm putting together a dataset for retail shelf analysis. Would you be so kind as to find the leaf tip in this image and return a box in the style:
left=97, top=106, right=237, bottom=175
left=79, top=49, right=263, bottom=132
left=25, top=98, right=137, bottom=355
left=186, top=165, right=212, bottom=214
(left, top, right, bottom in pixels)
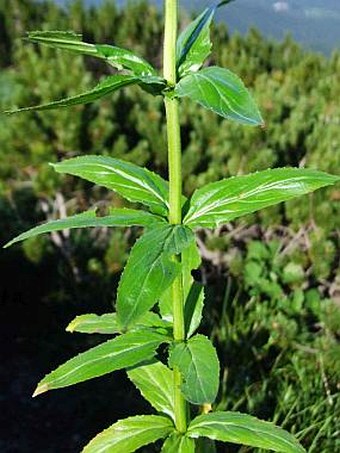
left=32, top=383, right=49, bottom=398
left=66, top=320, right=77, bottom=333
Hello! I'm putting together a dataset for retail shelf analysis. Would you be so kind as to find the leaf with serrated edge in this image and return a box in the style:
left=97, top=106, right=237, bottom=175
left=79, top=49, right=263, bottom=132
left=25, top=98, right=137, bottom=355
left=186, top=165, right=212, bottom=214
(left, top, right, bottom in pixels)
left=117, top=225, right=194, bottom=328
left=33, top=330, right=168, bottom=396
left=161, top=433, right=195, bottom=453
left=187, top=411, right=306, bottom=453
left=3, top=208, right=164, bottom=248
left=67, top=312, right=171, bottom=335
left=128, top=361, right=175, bottom=421
left=53, top=155, right=170, bottom=216
left=177, top=1, right=233, bottom=78
left=5, top=75, right=138, bottom=114
left=82, top=415, right=174, bottom=453
left=175, top=66, right=263, bottom=126
left=184, top=168, right=340, bottom=228
left=169, top=334, right=220, bottom=405
left=27, top=30, right=156, bottom=76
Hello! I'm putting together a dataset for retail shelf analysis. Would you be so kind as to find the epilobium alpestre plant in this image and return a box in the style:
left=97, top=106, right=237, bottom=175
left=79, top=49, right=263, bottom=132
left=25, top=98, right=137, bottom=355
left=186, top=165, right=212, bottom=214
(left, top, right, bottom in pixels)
left=4, top=1, right=339, bottom=451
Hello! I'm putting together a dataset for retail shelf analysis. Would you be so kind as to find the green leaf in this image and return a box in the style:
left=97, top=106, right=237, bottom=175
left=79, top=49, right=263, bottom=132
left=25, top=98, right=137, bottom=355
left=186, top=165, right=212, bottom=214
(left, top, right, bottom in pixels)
left=117, top=225, right=194, bottom=329
left=82, top=415, right=174, bottom=453
left=169, top=334, right=220, bottom=405
left=133, top=312, right=173, bottom=331
left=67, top=313, right=120, bottom=334
left=67, top=311, right=171, bottom=335
left=183, top=241, right=204, bottom=338
left=128, top=361, right=175, bottom=420
left=53, top=155, right=170, bottom=216
left=159, top=241, right=204, bottom=338
left=5, top=75, right=138, bottom=114
left=177, top=1, right=233, bottom=78
left=3, top=208, right=164, bottom=248
left=137, top=75, right=168, bottom=96
left=164, top=224, right=196, bottom=255
left=184, top=168, right=340, bottom=228
left=187, top=411, right=306, bottom=453
left=33, top=330, right=167, bottom=396
left=175, top=66, right=263, bottom=126
left=161, top=433, right=195, bottom=453
left=27, top=30, right=156, bottom=76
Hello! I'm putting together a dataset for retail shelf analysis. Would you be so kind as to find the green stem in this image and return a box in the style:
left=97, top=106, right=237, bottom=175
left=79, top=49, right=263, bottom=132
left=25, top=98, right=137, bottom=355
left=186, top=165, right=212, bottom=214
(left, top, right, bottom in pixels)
left=163, top=0, right=188, bottom=433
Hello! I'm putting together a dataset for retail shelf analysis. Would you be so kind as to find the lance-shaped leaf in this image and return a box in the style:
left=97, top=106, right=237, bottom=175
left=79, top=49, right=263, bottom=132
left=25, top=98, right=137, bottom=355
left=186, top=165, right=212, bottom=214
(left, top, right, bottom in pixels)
left=3, top=208, right=163, bottom=248
left=117, top=225, right=194, bottom=329
left=67, top=312, right=171, bottom=335
left=159, top=241, right=204, bottom=338
left=128, top=361, right=175, bottom=420
left=27, top=30, right=156, bottom=76
left=53, top=156, right=170, bottom=216
left=175, top=66, right=263, bottom=126
left=5, top=75, right=138, bottom=114
left=169, top=334, right=220, bottom=405
left=33, top=330, right=168, bottom=396
left=187, top=412, right=306, bottom=453
left=82, top=415, right=174, bottom=453
left=161, top=433, right=195, bottom=453
left=177, top=1, right=233, bottom=77
left=184, top=168, right=340, bottom=228
left=67, top=313, right=121, bottom=335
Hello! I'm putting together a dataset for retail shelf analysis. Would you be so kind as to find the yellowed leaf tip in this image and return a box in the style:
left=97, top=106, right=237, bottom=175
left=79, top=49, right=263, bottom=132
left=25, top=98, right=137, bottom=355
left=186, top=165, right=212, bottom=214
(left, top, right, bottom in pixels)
left=32, top=383, right=49, bottom=398
left=65, top=320, right=77, bottom=332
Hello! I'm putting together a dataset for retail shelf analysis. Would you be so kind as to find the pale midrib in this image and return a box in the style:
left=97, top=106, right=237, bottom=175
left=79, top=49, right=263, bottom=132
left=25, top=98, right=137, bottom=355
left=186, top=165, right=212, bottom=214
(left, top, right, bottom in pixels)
left=69, top=163, right=169, bottom=207
left=187, top=347, right=210, bottom=403
left=122, top=257, right=168, bottom=326
left=49, top=340, right=158, bottom=388
left=136, top=369, right=174, bottom=417
left=118, top=229, right=172, bottom=315
left=185, top=178, right=309, bottom=224
left=93, top=425, right=171, bottom=453
left=188, top=420, right=298, bottom=449
left=198, top=72, right=257, bottom=124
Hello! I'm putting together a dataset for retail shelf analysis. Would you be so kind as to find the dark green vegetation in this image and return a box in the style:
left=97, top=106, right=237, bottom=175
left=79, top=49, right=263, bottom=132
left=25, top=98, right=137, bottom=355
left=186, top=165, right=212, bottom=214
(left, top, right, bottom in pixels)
left=1, top=0, right=339, bottom=452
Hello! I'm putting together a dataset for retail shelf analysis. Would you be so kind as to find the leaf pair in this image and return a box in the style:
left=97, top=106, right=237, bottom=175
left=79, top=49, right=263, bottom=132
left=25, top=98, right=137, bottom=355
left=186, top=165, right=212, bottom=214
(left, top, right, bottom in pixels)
left=81, top=357, right=304, bottom=452
left=5, top=31, right=166, bottom=115
left=5, top=159, right=339, bottom=261
left=82, top=406, right=305, bottom=453
left=175, top=0, right=263, bottom=126
left=5, top=5, right=263, bottom=127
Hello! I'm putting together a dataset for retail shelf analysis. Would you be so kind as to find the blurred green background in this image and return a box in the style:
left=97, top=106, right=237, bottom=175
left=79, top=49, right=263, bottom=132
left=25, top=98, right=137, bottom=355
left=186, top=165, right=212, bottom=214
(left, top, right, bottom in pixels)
left=0, top=1, right=339, bottom=452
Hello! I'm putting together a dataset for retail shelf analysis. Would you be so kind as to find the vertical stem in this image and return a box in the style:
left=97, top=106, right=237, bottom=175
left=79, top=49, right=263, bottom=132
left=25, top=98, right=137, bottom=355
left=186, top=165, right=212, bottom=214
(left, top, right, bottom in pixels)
left=163, top=0, right=188, bottom=433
